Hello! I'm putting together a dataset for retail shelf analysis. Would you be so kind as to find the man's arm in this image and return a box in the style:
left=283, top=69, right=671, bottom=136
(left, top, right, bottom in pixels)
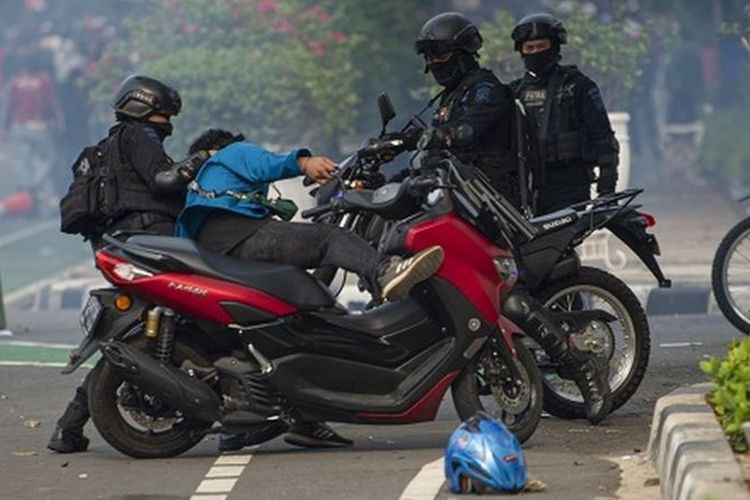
left=428, top=79, right=514, bottom=148
left=236, top=144, right=335, bottom=184
left=577, top=76, right=619, bottom=194
left=124, top=125, right=184, bottom=194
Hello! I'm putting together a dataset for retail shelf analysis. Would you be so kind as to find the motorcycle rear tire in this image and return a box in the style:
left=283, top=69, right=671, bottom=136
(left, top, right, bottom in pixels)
left=535, top=266, right=650, bottom=419
left=88, top=335, right=213, bottom=458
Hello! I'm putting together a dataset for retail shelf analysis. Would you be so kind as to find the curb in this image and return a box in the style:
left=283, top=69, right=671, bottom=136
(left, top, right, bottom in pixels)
left=648, top=383, right=747, bottom=500
left=630, top=284, right=721, bottom=317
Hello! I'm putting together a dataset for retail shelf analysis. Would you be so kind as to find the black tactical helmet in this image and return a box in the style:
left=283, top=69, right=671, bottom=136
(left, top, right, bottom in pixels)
left=415, top=12, right=483, bottom=56
left=511, top=13, right=567, bottom=52
left=112, top=75, right=182, bottom=120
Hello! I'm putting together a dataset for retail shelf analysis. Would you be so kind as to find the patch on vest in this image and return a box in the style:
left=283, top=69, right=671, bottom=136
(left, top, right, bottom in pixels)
left=522, top=88, right=546, bottom=107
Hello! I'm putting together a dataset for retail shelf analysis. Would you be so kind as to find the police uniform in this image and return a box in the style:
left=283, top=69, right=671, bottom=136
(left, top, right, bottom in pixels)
left=511, top=64, right=619, bottom=215
left=431, top=68, right=519, bottom=207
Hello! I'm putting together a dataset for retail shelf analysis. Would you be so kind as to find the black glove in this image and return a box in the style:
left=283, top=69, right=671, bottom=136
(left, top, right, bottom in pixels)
left=418, top=127, right=451, bottom=150
left=177, top=150, right=211, bottom=180
left=597, top=166, right=617, bottom=195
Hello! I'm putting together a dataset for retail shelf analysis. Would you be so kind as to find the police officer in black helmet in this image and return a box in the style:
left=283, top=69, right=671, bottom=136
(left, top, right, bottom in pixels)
left=510, top=13, right=620, bottom=215
left=414, top=13, right=611, bottom=425
left=413, top=12, right=521, bottom=207
left=48, top=75, right=208, bottom=453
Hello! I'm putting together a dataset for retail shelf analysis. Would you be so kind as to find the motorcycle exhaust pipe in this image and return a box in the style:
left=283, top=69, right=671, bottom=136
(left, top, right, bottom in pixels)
left=100, top=341, right=221, bottom=422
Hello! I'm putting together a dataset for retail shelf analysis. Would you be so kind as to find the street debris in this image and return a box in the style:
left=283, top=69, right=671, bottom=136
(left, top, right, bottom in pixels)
left=644, top=477, right=659, bottom=487
left=524, top=478, right=546, bottom=492
left=78, top=473, right=88, bottom=479
left=61, top=462, right=69, bottom=468
left=13, top=450, right=37, bottom=457
left=23, top=419, right=42, bottom=428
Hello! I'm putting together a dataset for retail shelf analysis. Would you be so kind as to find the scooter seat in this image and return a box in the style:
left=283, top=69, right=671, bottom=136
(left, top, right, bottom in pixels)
left=125, top=235, right=335, bottom=310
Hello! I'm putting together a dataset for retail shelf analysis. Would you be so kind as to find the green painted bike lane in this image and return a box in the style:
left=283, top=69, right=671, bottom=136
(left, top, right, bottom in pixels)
left=0, top=341, right=96, bottom=366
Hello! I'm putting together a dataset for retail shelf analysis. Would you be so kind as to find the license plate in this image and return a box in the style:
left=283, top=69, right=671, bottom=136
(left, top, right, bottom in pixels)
left=80, top=296, right=103, bottom=337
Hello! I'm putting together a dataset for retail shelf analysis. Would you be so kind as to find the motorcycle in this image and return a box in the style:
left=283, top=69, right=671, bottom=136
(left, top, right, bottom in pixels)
left=308, top=94, right=671, bottom=420
left=63, top=134, right=549, bottom=459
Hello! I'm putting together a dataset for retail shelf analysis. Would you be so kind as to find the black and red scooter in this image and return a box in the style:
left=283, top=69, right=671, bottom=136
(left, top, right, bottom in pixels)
left=68, top=141, right=547, bottom=459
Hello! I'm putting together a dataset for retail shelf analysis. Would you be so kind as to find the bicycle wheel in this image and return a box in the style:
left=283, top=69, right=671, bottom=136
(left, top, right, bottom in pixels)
left=712, top=217, right=750, bottom=334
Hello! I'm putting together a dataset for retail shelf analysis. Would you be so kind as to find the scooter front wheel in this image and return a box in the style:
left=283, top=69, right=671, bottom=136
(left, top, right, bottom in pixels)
left=451, top=337, right=543, bottom=443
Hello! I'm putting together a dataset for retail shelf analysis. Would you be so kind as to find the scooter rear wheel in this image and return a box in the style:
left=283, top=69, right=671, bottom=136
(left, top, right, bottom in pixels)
left=451, top=337, right=543, bottom=443
left=88, top=334, right=213, bottom=458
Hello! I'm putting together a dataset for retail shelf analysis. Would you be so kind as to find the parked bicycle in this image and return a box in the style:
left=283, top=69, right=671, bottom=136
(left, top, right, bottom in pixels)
left=711, top=196, right=750, bottom=334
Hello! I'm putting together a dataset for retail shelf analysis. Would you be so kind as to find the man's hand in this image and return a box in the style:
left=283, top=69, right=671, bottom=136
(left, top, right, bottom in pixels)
left=597, top=168, right=617, bottom=195
left=298, top=156, right=337, bottom=183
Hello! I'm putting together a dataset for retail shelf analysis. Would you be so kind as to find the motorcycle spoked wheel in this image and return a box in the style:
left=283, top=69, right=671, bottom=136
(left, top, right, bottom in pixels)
left=533, top=266, right=651, bottom=419
left=88, top=335, right=213, bottom=458
left=452, top=336, right=543, bottom=443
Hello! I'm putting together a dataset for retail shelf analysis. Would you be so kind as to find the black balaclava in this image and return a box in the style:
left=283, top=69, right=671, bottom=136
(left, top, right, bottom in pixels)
left=428, top=51, right=479, bottom=89
left=522, top=44, right=560, bottom=79
left=147, top=121, right=174, bottom=141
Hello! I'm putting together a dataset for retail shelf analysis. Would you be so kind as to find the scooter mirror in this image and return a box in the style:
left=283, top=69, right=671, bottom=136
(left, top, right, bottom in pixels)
left=377, top=93, right=396, bottom=132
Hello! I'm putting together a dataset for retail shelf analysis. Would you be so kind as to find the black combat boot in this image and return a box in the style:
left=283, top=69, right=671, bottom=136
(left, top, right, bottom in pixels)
left=48, top=379, right=91, bottom=453
left=502, top=289, right=611, bottom=424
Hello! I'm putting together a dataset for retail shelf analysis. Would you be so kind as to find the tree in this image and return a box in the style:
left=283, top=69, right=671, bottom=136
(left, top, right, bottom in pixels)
left=480, top=4, right=650, bottom=109
left=93, top=0, right=362, bottom=153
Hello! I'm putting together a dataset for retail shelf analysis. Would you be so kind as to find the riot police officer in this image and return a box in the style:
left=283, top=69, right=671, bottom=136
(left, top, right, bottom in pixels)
left=415, top=13, right=611, bottom=425
left=510, top=13, right=620, bottom=215
left=413, top=12, right=521, bottom=207
left=48, top=75, right=206, bottom=453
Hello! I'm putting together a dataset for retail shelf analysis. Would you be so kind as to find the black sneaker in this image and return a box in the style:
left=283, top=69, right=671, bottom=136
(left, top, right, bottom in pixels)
left=218, top=421, right=289, bottom=452
left=377, top=246, right=444, bottom=301
left=284, top=422, right=353, bottom=449
left=47, top=427, right=90, bottom=454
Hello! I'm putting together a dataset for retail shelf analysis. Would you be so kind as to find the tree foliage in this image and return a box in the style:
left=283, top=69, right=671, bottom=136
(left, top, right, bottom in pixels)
left=94, top=0, right=363, bottom=152
left=480, top=4, right=651, bottom=109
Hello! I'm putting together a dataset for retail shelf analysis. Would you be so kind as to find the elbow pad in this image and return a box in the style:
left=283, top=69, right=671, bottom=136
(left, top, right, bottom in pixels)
left=154, top=151, right=210, bottom=193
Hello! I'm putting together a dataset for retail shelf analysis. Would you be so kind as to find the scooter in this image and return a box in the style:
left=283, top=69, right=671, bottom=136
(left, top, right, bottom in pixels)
left=68, top=142, right=546, bottom=459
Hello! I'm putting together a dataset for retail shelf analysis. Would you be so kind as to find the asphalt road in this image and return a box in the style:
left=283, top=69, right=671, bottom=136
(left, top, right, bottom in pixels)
left=0, top=313, right=740, bottom=500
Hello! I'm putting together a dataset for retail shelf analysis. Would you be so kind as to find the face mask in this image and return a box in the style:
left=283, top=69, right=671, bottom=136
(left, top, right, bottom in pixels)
left=428, top=56, right=463, bottom=88
left=149, top=121, right=173, bottom=141
left=522, top=50, right=557, bottom=78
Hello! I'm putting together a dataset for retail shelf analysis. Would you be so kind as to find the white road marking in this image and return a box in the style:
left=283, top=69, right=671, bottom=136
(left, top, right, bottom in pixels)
left=214, top=454, right=253, bottom=465
left=0, top=219, right=57, bottom=248
left=0, top=361, right=94, bottom=368
left=206, top=466, right=245, bottom=478
left=0, top=340, right=77, bottom=349
left=195, top=478, right=238, bottom=493
left=192, top=450, right=255, bottom=500
left=659, top=342, right=704, bottom=348
left=399, top=457, right=445, bottom=500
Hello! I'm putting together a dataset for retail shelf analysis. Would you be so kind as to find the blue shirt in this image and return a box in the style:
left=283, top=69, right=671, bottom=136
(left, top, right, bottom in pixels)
left=176, top=142, right=308, bottom=238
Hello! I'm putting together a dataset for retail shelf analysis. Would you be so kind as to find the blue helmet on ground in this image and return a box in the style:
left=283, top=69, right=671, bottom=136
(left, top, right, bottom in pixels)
left=444, top=412, right=527, bottom=494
